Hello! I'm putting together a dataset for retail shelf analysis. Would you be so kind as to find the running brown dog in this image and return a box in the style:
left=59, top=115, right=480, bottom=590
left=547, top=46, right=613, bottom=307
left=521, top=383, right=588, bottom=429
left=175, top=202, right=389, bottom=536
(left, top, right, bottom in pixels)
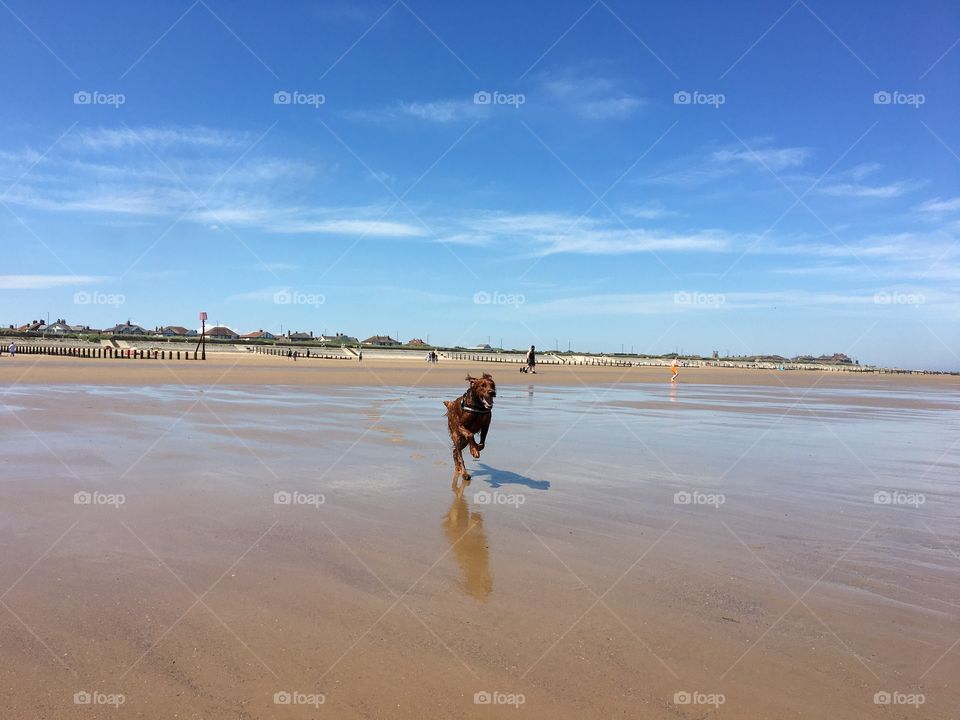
left=444, top=373, right=496, bottom=484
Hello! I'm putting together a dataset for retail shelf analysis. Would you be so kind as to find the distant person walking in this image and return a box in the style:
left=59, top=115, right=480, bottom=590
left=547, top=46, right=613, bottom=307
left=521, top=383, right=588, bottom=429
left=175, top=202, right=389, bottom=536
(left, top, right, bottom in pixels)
left=8, top=342, right=15, bottom=357
left=358, top=350, right=363, bottom=362
left=522, top=345, right=536, bottom=374
left=670, top=357, right=679, bottom=382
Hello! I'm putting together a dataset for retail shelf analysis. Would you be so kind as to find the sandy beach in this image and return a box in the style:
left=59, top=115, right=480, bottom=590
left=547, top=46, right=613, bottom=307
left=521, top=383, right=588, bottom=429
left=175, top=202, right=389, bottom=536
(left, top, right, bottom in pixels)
left=1, top=352, right=956, bottom=389
left=1, top=357, right=957, bottom=718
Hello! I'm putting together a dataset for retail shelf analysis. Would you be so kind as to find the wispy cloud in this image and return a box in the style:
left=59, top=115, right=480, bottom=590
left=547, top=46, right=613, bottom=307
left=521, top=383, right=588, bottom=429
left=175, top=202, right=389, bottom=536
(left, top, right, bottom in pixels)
left=0, top=275, right=105, bottom=289
left=712, top=146, right=810, bottom=171
left=620, top=201, right=679, bottom=220
left=463, top=212, right=730, bottom=255
left=644, top=140, right=808, bottom=186
left=916, top=196, right=960, bottom=214
left=2, top=125, right=424, bottom=238
left=73, top=126, right=246, bottom=151
left=348, top=99, right=484, bottom=124
left=815, top=162, right=923, bottom=199
left=398, top=100, right=482, bottom=123
left=539, top=72, right=643, bottom=120
left=817, top=180, right=921, bottom=198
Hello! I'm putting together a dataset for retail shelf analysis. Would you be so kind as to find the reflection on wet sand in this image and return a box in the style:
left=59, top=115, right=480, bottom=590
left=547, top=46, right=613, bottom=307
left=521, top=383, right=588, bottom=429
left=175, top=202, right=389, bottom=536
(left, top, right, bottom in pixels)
left=442, top=483, right=492, bottom=600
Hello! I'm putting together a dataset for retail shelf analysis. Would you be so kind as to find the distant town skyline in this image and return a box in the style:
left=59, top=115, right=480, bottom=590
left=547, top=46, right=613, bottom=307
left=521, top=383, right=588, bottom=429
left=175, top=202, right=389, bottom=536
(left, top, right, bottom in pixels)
left=1, top=1, right=958, bottom=370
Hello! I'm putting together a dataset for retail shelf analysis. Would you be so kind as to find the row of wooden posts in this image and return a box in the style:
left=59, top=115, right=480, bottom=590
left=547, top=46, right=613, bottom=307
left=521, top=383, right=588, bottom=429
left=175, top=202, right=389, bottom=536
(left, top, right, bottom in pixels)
left=7, top=344, right=204, bottom=360
left=445, top=353, right=633, bottom=367
left=253, top=346, right=352, bottom=360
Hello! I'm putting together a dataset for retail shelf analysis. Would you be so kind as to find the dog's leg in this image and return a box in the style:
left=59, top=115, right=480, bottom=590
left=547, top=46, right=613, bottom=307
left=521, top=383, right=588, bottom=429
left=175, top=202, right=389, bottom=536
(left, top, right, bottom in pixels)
left=477, top=425, right=488, bottom=453
left=458, top=428, right=481, bottom=459
left=453, top=440, right=471, bottom=482
left=457, top=438, right=472, bottom=481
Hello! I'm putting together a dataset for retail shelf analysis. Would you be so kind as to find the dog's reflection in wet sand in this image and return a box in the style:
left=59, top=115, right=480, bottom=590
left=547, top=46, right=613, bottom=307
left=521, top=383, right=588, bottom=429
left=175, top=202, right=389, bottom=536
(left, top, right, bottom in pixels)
left=442, top=481, right=492, bottom=600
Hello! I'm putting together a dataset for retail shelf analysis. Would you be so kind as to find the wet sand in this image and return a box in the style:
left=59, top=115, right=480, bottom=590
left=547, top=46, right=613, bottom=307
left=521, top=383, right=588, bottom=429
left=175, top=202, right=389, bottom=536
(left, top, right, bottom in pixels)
left=0, top=375, right=958, bottom=718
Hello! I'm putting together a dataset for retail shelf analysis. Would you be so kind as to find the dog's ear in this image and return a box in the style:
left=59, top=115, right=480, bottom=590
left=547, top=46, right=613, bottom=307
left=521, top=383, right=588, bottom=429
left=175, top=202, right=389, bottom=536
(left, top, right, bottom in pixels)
left=482, top=373, right=493, bottom=380
left=465, top=374, right=476, bottom=384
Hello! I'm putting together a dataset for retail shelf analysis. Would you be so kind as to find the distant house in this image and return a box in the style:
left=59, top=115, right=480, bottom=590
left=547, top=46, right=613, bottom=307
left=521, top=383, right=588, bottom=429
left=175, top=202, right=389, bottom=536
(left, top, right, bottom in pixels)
left=206, top=326, right=239, bottom=340
left=17, top=320, right=45, bottom=332
left=469, top=343, right=492, bottom=350
left=287, top=331, right=313, bottom=341
left=362, top=335, right=400, bottom=346
left=42, top=319, right=72, bottom=334
left=241, top=330, right=277, bottom=340
left=320, top=333, right=358, bottom=345
left=104, top=321, right=148, bottom=335
left=406, top=338, right=428, bottom=347
left=69, top=324, right=98, bottom=334
left=159, top=326, right=197, bottom=337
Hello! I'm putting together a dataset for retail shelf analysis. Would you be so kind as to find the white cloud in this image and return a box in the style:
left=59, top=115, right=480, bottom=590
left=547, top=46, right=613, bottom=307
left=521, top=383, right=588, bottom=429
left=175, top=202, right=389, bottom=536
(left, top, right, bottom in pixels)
left=916, top=196, right=960, bottom=214
left=818, top=181, right=919, bottom=199
left=540, top=73, right=643, bottom=120
left=275, top=219, right=425, bottom=237
left=464, top=212, right=730, bottom=255
left=398, top=100, right=481, bottom=123
left=712, top=146, right=810, bottom=171
left=74, top=126, right=245, bottom=151
left=0, top=275, right=105, bottom=289
left=349, top=99, right=483, bottom=124
left=620, top=202, right=678, bottom=220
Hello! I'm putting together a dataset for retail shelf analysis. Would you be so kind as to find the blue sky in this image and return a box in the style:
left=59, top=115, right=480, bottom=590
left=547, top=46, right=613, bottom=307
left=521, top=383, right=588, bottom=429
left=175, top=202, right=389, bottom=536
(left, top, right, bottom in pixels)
left=1, top=0, right=958, bottom=369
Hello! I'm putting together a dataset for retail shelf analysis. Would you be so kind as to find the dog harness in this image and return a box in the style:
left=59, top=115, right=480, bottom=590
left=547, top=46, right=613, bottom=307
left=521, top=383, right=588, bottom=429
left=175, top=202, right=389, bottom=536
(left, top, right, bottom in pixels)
left=460, top=394, right=491, bottom=414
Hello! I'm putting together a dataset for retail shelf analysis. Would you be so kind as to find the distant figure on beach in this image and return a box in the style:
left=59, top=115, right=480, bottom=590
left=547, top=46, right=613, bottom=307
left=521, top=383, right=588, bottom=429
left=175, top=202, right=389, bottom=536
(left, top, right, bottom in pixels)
left=8, top=342, right=15, bottom=357
left=521, top=345, right=536, bottom=374
left=358, top=350, right=363, bottom=362
left=670, top=357, right=679, bottom=382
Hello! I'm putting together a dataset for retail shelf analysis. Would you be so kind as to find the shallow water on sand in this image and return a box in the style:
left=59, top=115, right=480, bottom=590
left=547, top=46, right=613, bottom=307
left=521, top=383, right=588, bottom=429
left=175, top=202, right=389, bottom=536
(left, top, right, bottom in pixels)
left=0, top=382, right=958, bottom=719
